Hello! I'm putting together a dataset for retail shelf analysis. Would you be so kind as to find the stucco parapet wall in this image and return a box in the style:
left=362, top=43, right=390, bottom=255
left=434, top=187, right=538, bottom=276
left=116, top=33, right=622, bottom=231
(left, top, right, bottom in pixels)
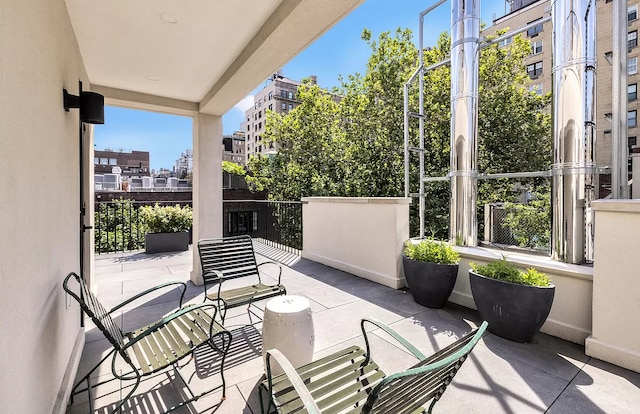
left=301, top=197, right=411, bottom=205
left=592, top=199, right=640, bottom=213
left=455, top=246, right=593, bottom=281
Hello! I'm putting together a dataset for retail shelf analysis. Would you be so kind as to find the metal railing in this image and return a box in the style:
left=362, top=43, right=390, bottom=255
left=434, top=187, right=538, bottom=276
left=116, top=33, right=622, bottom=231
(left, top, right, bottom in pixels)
left=94, top=199, right=302, bottom=255
left=223, top=200, right=303, bottom=254
left=94, top=200, right=192, bottom=254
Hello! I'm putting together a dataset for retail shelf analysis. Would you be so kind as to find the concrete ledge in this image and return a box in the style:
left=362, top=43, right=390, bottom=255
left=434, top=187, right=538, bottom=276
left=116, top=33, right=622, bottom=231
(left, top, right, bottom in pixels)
left=53, top=328, right=85, bottom=414
left=586, top=336, right=640, bottom=373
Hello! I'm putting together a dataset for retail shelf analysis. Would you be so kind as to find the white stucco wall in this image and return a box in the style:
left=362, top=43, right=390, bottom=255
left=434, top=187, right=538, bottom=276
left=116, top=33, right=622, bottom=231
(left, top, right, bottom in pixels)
left=0, top=0, right=88, bottom=412
left=302, top=197, right=411, bottom=289
left=449, top=247, right=593, bottom=344
left=586, top=200, right=640, bottom=372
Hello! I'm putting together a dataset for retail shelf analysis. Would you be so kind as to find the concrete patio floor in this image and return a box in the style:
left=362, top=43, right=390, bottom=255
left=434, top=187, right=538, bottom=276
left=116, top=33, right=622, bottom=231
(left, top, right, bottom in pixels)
left=67, top=242, right=640, bottom=413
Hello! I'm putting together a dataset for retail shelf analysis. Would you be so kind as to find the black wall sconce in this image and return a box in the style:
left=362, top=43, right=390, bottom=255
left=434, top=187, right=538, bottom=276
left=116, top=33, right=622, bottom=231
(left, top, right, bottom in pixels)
left=63, top=86, right=105, bottom=124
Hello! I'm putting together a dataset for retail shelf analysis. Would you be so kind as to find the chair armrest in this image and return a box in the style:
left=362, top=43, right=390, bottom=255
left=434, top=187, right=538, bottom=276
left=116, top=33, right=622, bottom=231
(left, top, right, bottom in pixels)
left=264, top=349, right=321, bottom=414
left=257, top=261, right=283, bottom=284
left=360, top=318, right=427, bottom=362
left=109, top=281, right=187, bottom=313
left=122, top=303, right=219, bottom=349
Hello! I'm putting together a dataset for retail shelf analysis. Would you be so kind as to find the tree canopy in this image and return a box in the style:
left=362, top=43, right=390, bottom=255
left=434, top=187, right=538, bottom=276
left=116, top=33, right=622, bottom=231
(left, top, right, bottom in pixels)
left=247, top=27, right=552, bottom=238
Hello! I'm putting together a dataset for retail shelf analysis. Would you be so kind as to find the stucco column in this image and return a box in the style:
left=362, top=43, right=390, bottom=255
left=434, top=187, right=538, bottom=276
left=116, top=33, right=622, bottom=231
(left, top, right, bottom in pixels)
left=191, top=113, right=223, bottom=285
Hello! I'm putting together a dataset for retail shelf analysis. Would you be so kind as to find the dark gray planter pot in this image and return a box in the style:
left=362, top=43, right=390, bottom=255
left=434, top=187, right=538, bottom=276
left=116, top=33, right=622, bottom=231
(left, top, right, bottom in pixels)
left=402, top=255, right=458, bottom=308
left=145, top=231, right=189, bottom=254
left=469, top=270, right=555, bottom=342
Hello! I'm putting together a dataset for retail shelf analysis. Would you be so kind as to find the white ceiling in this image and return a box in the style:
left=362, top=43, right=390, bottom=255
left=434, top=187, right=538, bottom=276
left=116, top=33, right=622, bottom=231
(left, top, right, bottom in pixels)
left=64, top=0, right=364, bottom=115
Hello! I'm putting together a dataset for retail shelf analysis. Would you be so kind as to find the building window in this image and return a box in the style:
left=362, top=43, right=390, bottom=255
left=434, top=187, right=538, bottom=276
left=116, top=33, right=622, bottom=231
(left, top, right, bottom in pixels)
left=531, top=40, right=542, bottom=55
left=258, top=111, right=262, bottom=118
left=629, top=30, right=638, bottom=49
left=630, top=5, right=638, bottom=22
left=288, top=104, right=293, bottom=110
left=94, top=157, right=99, bottom=165
left=527, top=19, right=543, bottom=37
left=281, top=102, right=286, bottom=110
left=629, top=110, right=637, bottom=127
left=268, top=91, right=273, bottom=100
left=109, top=158, right=117, bottom=165
left=288, top=91, right=293, bottom=99
left=280, top=90, right=287, bottom=98
left=100, top=158, right=108, bottom=165
left=258, top=145, right=262, bottom=152
left=629, top=83, right=638, bottom=101
left=498, top=36, right=512, bottom=47
left=526, top=61, right=543, bottom=78
left=629, top=57, right=638, bottom=74
left=269, top=104, right=273, bottom=111
left=528, top=83, right=543, bottom=95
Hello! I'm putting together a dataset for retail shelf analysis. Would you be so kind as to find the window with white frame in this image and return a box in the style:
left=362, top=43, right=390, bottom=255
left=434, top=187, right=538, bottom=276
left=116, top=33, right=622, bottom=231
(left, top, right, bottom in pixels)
left=629, top=4, right=638, bottom=22
left=629, top=30, right=638, bottom=49
left=281, top=102, right=286, bottom=110
left=109, top=158, right=117, bottom=165
left=629, top=83, right=637, bottom=101
left=531, top=40, right=542, bottom=55
left=528, top=83, right=543, bottom=95
left=629, top=57, right=638, bottom=74
left=629, top=110, right=637, bottom=127
left=498, top=36, right=512, bottom=47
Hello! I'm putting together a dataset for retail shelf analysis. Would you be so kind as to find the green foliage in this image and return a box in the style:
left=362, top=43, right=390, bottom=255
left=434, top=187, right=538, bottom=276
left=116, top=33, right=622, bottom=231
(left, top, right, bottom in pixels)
left=404, top=239, right=460, bottom=265
left=94, top=198, right=145, bottom=253
left=471, top=257, right=551, bottom=287
left=247, top=27, right=551, bottom=240
left=503, top=191, right=551, bottom=249
left=139, top=204, right=193, bottom=233
left=222, top=161, right=246, bottom=176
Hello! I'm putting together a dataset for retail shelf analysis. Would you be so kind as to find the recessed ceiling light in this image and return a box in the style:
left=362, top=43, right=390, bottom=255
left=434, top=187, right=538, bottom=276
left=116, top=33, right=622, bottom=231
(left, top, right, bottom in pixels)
left=147, top=76, right=160, bottom=81
left=160, top=13, right=178, bottom=24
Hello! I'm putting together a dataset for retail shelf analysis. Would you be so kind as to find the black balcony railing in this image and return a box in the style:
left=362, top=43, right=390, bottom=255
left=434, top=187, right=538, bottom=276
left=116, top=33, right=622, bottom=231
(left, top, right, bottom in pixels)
left=223, top=200, right=303, bottom=254
left=94, top=199, right=302, bottom=255
left=94, top=200, right=192, bottom=254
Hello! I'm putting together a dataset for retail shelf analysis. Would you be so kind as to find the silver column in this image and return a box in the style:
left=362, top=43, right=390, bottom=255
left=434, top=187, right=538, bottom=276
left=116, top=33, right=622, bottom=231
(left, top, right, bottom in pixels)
left=450, top=0, right=480, bottom=246
left=551, top=0, right=596, bottom=264
left=612, top=0, right=629, bottom=199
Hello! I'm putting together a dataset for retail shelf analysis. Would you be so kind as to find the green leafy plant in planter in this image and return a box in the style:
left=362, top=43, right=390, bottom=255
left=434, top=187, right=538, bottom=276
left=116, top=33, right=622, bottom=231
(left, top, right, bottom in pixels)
left=402, top=239, right=460, bottom=308
left=469, top=257, right=554, bottom=342
left=140, top=204, right=193, bottom=254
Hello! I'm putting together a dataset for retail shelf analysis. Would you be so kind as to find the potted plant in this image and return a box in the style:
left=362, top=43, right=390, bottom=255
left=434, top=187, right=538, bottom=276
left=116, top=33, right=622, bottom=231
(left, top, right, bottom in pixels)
left=140, top=204, right=193, bottom=254
left=469, top=257, right=554, bottom=342
left=402, top=239, right=460, bottom=308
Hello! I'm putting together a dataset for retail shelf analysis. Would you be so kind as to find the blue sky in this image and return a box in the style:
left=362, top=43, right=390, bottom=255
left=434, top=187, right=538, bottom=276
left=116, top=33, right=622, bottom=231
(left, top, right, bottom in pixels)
left=95, top=0, right=508, bottom=171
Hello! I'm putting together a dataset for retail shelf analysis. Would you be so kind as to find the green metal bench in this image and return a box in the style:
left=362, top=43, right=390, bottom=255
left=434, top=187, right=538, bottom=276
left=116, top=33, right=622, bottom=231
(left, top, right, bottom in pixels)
left=260, top=318, right=488, bottom=414
left=63, top=272, right=231, bottom=414
left=198, top=235, right=286, bottom=323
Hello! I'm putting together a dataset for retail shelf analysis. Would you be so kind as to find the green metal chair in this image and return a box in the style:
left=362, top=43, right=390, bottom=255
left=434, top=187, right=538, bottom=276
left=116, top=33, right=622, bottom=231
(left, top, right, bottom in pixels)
left=63, top=272, right=232, bottom=414
left=260, top=318, right=488, bottom=414
left=198, top=235, right=286, bottom=323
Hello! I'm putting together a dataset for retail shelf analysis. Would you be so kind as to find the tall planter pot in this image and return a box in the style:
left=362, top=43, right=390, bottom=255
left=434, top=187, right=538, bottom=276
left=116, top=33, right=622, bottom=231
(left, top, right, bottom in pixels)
left=402, top=255, right=458, bottom=308
left=469, top=270, right=555, bottom=342
left=145, top=231, right=189, bottom=254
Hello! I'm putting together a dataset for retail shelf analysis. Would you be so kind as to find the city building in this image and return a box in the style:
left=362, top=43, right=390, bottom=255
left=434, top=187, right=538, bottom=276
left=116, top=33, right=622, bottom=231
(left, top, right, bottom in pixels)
left=175, top=148, right=193, bottom=178
left=222, top=131, right=246, bottom=165
left=94, top=148, right=150, bottom=178
left=485, top=0, right=639, bottom=181
left=242, top=73, right=318, bottom=158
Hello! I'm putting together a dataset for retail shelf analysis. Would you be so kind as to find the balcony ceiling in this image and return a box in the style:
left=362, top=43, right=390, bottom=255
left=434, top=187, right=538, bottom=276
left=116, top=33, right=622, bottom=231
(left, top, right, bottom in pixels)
left=64, top=0, right=363, bottom=115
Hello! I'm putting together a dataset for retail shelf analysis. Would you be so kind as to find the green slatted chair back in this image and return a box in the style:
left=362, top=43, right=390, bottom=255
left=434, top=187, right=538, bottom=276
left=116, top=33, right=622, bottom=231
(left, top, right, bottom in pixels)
left=63, top=272, right=128, bottom=357
left=198, top=235, right=261, bottom=285
left=363, top=323, right=486, bottom=414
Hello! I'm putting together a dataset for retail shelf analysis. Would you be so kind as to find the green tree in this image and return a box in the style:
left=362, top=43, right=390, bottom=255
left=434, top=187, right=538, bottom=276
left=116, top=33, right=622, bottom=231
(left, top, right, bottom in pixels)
left=248, top=28, right=552, bottom=240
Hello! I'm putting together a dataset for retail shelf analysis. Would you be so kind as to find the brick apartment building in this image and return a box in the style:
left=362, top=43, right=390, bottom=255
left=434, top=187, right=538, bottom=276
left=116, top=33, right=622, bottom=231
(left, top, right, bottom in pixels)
left=94, top=149, right=150, bottom=179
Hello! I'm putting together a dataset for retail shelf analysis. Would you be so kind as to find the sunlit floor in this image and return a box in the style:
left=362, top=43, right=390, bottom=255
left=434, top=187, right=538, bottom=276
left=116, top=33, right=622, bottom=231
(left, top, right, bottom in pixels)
left=67, top=242, right=640, bottom=413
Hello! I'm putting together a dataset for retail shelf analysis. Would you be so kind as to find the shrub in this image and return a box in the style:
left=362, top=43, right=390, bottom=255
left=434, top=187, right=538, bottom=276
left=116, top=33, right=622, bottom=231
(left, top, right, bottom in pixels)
left=140, top=204, right=193, bottom=233
left=94, top=198, right=145, bottom=253
left=471, top=257, right=551, bottom=287
left=404, top=239, right=460, bottom=265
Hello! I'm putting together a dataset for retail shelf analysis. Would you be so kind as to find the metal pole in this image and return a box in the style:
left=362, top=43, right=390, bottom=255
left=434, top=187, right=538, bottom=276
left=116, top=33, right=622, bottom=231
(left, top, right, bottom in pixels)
left=551, top=0, right=596, bottom=264
left=418, top=11, right=426, bottom=238
left=612, top=0, right=629, bottom=199
left=450, top=0, right=480, bottom=246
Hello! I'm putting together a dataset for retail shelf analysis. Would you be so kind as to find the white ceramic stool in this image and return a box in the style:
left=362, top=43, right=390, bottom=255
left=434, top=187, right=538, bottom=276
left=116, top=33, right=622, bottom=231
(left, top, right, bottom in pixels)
left=262, top=295, right=314, bottom=376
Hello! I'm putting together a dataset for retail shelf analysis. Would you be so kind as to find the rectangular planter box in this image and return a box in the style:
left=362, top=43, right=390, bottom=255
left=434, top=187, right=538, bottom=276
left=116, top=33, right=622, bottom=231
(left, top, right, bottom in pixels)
left=145, top=231, right=189, bottom=254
